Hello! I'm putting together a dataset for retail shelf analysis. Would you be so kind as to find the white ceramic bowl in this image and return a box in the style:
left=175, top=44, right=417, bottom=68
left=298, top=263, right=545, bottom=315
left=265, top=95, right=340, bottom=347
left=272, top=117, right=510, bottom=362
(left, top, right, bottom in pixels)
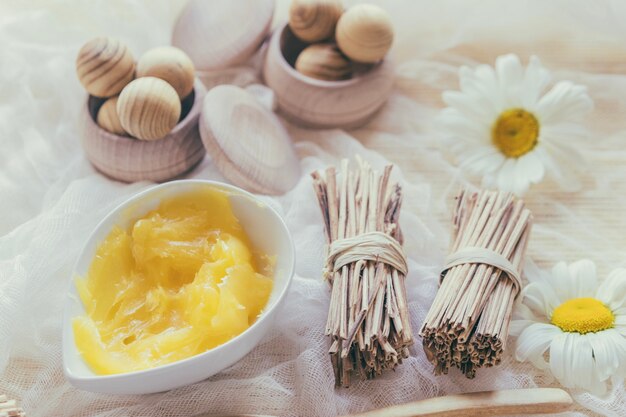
left=62, top=180, right=295, bottom=394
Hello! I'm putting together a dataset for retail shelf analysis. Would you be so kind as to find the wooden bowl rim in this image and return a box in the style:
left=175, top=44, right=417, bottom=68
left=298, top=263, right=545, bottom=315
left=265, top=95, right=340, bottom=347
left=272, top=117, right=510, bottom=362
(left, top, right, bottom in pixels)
left=86, top=78, right=205, bottom=144
left=272, top=22, right=390, bottom=89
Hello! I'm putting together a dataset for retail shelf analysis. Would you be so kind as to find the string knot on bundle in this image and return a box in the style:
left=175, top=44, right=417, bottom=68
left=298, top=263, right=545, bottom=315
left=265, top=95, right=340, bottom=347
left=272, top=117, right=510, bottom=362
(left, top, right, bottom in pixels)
left=324, top=231, right=408, bottom=280
left=441, top=246, right=521, bottom=294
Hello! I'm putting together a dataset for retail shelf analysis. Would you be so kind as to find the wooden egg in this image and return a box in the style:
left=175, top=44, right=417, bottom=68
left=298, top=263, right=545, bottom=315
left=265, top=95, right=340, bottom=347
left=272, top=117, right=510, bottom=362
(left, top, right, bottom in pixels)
left=336, top=4, right=394, bottom=63
left=136, top=46, right=195, bottom=99
left=289, top=0, right=343, bottom=43
left=96, top=96, right=126, bottom=135
left=76, top=37, right=135, bottom=98
left=295, top=43, right=351, bottom=81
left=117, top=77, right=181, bottom=141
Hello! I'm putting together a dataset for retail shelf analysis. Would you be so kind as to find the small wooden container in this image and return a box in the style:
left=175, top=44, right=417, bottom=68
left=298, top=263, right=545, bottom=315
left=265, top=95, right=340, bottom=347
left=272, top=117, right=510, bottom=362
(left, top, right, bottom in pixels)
left=263, top=24, right=395, bottom=129
left=80, top=79, right=207, bottom=182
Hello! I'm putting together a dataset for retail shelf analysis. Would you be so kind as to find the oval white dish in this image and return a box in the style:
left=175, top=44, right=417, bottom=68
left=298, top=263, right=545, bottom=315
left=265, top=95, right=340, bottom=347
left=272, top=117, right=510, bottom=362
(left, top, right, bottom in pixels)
left=62, top=180, right=295, bottom=394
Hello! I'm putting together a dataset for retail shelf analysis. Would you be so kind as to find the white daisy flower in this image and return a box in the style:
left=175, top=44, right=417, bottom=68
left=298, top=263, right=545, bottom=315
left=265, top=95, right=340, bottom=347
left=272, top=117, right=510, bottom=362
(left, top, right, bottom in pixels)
left=511, top=260, right=626, bottom=395
left=439, top=54, right=593, bottom=195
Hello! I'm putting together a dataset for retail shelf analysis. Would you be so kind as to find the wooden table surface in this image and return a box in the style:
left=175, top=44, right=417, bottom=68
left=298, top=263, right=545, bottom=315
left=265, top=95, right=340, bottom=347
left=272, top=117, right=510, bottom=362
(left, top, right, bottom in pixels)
left=1, top=1, right=624, bottom=416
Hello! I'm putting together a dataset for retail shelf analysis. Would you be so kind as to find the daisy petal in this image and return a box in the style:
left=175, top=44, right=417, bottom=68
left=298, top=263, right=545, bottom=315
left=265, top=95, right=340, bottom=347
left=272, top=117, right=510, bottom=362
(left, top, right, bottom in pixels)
left=614, top=310, right=626, bottom=337
left=522, top=281, right=560, bottom=318
left=572, top=334, right=603, bottom=394
left=438, top=108, right=489, bottom=143
left=550, top=332, right=600, bottom=392
left=474, top=65, right=500, bottom=94
left=549, top=332, right=569, bottom=382
left=495, top=54, right=524, bottom=107
left=596, top=268, right=626, bottom=310
left=509, top=319, right=534, bottom=336
left=550, top=261, right=576, bottom=303
left=536, top=81, right=593, bottom=124
left=516, top=152, right=545, bottom=184
left=515, top=322, right=561, bottom=370
left=599, top=329, right=626, bottom=378
left=458, top=146, right=505, bottom=175
left=522, top=56, right=551, bottom=108
left=458, top=65, right=502, bottom=113
left=442, top=91, right=493, bottom=124
left=588, top=331, right=619, bottom=382
left=511, top=159, right=530, bottom=196
left=495, top=54, right=523, bottom=84
left=506, top=153, right=542, bottom=195
left=496, top=158, right=530, bottom=195
left=513, top=300, right=542, bottom=321
left=510, top=301, right=542, bottom=336
left=567, top=259, right=597, bottom=298
left=608, top=329, right=626, bottom=376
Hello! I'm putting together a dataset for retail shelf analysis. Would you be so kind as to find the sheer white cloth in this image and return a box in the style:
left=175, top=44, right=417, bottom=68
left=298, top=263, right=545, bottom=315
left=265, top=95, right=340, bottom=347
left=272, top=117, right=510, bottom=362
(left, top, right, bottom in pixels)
left=1, top=1, right=625, bottom=416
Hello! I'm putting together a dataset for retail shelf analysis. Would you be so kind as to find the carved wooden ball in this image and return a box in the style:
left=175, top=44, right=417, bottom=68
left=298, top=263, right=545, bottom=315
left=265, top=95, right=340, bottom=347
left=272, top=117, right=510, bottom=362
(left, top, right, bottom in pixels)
left=295, top=43, right=351, bottom=81
left=136, top=46, right=195, bottom=99
left=117, top=77, right=181, bottom=141
left=96, top=96, right=126, bottom=135
left=289, top=0, right=343, bottom=43
left=336, top=4, right=394, bottom=63
left=76, top=37, right=135, bottom=98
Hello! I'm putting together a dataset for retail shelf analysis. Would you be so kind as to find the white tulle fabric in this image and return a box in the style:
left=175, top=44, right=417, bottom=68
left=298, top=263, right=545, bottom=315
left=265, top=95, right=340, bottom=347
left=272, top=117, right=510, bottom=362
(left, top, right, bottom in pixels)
left=1, top=1, right=625, bottom=416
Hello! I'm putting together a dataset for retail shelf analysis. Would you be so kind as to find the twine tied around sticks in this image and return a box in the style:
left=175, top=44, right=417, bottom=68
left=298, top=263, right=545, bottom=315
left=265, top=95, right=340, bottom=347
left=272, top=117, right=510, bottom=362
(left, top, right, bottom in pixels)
left=440, top=246, right=522, bottom=295
left=324, top=231, right=408, bottom=279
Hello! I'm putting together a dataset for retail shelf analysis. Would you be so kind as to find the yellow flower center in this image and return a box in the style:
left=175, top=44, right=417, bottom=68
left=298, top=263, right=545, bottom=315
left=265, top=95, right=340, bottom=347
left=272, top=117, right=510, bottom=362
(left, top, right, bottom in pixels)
left=492, top=108, right=539, bottom=158
left=551, top=297, right=615, bottom=334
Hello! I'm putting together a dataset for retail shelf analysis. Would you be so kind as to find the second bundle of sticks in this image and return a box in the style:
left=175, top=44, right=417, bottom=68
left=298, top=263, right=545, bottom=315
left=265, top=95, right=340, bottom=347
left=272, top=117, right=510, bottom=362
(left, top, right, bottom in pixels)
left=420, top=189, right=533, bottom=378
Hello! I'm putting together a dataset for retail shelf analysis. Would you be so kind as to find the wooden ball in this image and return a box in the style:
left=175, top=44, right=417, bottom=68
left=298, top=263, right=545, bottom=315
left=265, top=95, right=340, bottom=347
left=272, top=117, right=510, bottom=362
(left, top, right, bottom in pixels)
left=76, top=37, right=135, bottom=98
left=295, top=43, right=351, bottom=81
left=117, top=77, right=181, bottom=141
left=289, top=0, right=343, bottom=43
left=136, top=46, right=195, bottom=99
left=96, top=96, right=126, bottom=135
left=336, top=4, right=394, bottom=63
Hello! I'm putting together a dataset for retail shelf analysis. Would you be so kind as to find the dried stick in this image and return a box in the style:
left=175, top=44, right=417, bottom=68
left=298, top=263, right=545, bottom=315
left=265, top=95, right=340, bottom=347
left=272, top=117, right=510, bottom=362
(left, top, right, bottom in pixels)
left=420, top=189, right=532, bottom=378
left=312, top=158, right=412, bottom=387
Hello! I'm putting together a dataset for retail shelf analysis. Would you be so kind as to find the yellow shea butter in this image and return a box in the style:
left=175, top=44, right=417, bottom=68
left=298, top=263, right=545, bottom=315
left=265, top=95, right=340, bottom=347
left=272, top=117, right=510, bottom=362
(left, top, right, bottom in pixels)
left=73, top=188, right=273, bottom=375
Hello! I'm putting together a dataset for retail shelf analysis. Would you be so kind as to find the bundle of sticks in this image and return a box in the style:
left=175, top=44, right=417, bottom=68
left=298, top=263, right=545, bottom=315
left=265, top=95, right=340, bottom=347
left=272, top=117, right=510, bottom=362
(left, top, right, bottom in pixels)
left=420, top=189, right=532, bottom=378
left=0, top=395, right=25, bottom=417
left=312, top=158, right=413, bottom=387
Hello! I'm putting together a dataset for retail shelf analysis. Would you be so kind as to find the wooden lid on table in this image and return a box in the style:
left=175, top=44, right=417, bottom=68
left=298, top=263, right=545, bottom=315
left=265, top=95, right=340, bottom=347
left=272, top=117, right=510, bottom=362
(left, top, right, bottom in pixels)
left=199, top=85, right=301, bottom=195
left=172, top=0, right=274, bottom=71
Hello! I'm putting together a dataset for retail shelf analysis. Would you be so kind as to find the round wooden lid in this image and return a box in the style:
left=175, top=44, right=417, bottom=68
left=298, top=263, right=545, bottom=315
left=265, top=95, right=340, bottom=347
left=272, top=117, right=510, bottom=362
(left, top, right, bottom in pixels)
left=172, top=0, right=274, bottom=71
left=199, top=85, right=301, bottom=195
